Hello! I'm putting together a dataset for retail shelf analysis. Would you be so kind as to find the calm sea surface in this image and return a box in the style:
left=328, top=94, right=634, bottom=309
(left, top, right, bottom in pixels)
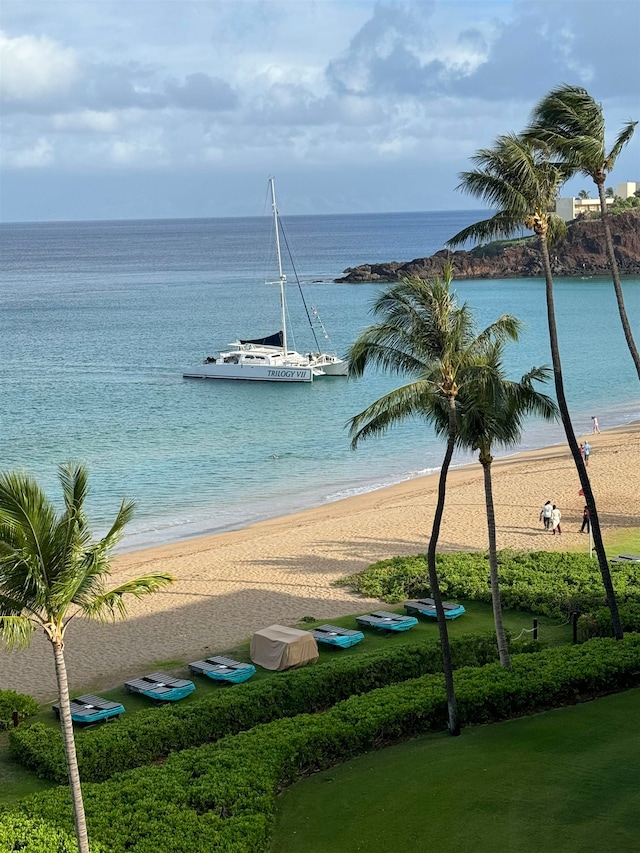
left=1, top=211, right=639, bottom=551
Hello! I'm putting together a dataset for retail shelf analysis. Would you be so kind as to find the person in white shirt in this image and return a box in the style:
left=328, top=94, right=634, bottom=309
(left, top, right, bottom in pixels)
left=540, top=500, right=553, bottom=530
left=551, top=505, right=562, bottom=535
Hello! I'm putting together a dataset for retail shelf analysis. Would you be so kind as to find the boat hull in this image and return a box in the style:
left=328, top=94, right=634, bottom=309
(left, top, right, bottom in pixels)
left=183, top=363, right=314, bottom=382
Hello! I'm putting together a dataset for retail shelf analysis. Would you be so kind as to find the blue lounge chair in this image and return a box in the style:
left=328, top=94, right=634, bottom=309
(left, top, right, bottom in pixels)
left=311, top=625, right=365, bottom=648
left=53, top=694, right=125, bottom=724
left=404, top=598, right=466, bottom=620
left=611, top=554, right=640, bottom=563
left=356, top=611, right=418, bottom=633
left=125, top=671, right=195, bottom=701
left=188, top=656, right=256, bottom=683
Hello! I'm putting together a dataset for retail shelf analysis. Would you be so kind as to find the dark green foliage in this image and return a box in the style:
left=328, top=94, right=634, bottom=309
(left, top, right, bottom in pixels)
left=0, top=812, right=108, bottom=852
left=336, top=549, right=640, bottom=615
left=9, top=632, right=503, bottom=783
left=0, top=690, right=39, bottom=731
left=3, top=636, right=640, bottom=853
left=578, top=602, right=640, bottom=641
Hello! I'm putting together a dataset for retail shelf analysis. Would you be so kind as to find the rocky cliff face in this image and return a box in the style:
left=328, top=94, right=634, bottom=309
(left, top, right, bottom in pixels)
left=336, top=209, right=640, bottom=283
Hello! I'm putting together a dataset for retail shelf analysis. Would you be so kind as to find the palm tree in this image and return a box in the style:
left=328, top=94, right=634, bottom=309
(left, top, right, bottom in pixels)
left=448, top=133, right=623, bottom=640
left=0, top=464, right=174, bottom=853
left=577, top=189, right=590, bottom=199
left=454, top=343, right=558, bottom=667
left=525, top=84, right=640, bottom=380
left=347, top=267, right=520, bottom=734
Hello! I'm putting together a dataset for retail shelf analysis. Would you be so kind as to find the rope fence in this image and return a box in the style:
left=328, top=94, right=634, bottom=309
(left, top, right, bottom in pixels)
left=512, top=614, right=579, bottom=643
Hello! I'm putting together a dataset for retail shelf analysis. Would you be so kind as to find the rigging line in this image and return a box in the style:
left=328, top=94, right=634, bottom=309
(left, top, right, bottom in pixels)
left=278, top=217, right=323, bottom=353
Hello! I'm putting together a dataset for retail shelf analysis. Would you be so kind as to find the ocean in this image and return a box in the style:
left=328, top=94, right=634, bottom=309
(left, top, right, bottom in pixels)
left=1, top=210, right=639, bottom=551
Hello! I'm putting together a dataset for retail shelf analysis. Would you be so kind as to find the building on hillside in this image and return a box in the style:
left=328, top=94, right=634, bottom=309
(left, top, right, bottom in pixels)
left=555, top=181, right=639, bottom=222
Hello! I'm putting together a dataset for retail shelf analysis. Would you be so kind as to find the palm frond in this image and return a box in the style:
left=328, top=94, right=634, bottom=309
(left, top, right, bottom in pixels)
left=349, top=380, right=448, bottom=448
left=0, top=614, right=37, bottom=650
left=546, top=214, right=568, bottom=246
left=604, top=120, right=637, bottom=172
left=447, top=213, right=524, bottom=248
left=79, top=572, right=175, bottom=621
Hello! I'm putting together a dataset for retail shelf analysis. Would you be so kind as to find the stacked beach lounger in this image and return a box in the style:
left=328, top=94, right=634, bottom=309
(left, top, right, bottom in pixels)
left=310, top=624, right=365, bottom=648
left=404, top=597, right=466, bottom=620
left=356, top=611, right=418, bottom=633
left=53, top=695, right=125, bottom=724
left=125, top=672, right=195, bottom=701
left=188, top=656, right=256, bottom=683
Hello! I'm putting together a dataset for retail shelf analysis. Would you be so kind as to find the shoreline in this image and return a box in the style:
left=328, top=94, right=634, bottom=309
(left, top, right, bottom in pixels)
left=2, top=421, right=639, bottom=701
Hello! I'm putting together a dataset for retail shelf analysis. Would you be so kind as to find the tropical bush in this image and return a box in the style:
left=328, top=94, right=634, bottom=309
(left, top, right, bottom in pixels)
left=578, top=602, right=640, bottom=641
left=0, top=813, right=108, bottom=853
left=3, top=636, right=640, bottom=853
left=0, top=690, right=39, bottom=730
left=10, top=632, right=508, bottom=783
left=336, top=550, right=640, bottom=615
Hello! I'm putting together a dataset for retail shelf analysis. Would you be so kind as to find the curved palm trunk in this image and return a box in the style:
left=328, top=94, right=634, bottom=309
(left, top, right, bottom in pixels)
left=595, top=180, right=640, bottom=380
left=538, top=236, right=623, bottom=639
left=52, top=641, right=90, bottom=853
left=480, top=454, right=511, bottom=668
left=427, top=399, right=460, bottom=736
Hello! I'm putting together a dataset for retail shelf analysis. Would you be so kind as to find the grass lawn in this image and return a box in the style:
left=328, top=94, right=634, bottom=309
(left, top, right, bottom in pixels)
left=23, top=601, right=573, bottom=728
left=0, top=733, right=55, bottom=803
left=0, top=603, right=571, bottom=804
left=272, top=687, right=640, bottom=853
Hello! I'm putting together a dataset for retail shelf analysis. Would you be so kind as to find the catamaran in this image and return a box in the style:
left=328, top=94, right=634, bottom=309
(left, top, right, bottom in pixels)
left=183, top=178, right=347, bottom=383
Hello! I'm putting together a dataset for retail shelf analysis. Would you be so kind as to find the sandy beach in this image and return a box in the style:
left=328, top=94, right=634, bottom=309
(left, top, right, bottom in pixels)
left=2, top=422, right=639, bottom=702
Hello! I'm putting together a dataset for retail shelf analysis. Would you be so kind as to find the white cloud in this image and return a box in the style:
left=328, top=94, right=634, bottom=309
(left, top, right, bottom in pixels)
left=52, top=110, right=122, bottom=133
left=0, top=31, right=78, bottom=102
left=0, top=0, right=637, bottom=220
left=6, top=137, right=54, bottom=168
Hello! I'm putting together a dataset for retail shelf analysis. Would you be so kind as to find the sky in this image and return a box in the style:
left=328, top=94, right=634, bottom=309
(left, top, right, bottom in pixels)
left=1, top=0, right=639, bottom=221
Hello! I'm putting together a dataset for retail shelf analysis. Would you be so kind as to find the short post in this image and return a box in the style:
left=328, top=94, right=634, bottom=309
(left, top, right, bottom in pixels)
left=572, top=612, right=579, bottom=644
left=12, top=711, right=19, bottom=728
left=533, top=618, right=538, bottom=641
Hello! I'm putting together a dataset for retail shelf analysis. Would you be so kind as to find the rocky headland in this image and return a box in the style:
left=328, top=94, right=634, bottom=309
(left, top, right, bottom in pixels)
left=335, top=209, right=640, bottom=283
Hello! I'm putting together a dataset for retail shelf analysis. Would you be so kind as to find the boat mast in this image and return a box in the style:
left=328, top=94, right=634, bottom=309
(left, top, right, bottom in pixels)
left=269, top=177, right=288, bottom=355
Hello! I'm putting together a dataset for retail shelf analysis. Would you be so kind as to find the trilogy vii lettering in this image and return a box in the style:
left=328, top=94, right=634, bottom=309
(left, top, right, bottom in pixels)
left=267, top=369, right=309, bottom=378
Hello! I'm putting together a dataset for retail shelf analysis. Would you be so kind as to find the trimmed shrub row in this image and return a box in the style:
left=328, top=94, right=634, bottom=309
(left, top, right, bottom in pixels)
left=0, top=690, right=39, bottom=731
left=0, top=813, right=108, bottom=853
left=10, top=632, right=508, bottom=783
left=3, top=635, right=640, bottom=853
left=578, top=602, right=640, bottom=641
left=336, top=549, right=640, bottom=616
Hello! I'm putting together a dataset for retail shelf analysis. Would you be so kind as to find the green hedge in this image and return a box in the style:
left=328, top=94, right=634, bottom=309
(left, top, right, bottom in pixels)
left=0, top=813, right=108, bottom=853
left=578, top=602, right=640, bottom=641
left=3, top=636, right=640, bottom=853
left=336, top=550, right=640, bottom=616
left=0, top=690, right=39, bottom=731
left=10, top=632, right=507, bottom=783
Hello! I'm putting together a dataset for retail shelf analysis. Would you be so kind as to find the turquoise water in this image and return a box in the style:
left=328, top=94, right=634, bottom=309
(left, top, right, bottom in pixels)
left=1, top=212, right=638, bottom=550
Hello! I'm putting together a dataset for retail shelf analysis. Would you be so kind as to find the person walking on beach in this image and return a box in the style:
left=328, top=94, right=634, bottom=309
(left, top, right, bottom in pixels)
left=584, top=440, right=591, bottom=466
left=580, top=505, right=590, bottom=534
left=540, top=500, right=553, bottom=530
left=551, top=504, right=562, bottom=535
left=592, top=416, right=600, bottom=434
left=579, top=443, right=585, bottom=462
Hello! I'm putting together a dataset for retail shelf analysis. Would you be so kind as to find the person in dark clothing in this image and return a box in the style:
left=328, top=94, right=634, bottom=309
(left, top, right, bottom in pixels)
left=580, top=505, right=590, bottom=533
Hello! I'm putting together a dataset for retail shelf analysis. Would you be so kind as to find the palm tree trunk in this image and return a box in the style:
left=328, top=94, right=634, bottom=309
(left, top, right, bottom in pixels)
left=52, top=640, right=90, bottom=853
left=427, top=399, right=460, bottom=736
left=538, top=236, right=623, bottom=639
left=595, top=180, right=640, bottom=380
left=481, top=456, right=511, bottom=668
